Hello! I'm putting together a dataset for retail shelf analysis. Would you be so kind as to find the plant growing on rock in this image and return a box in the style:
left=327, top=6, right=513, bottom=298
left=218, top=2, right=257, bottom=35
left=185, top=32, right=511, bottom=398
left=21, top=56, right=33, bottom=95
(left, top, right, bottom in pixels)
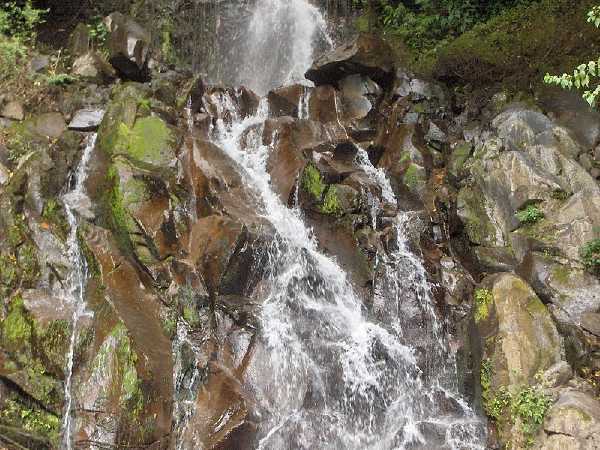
left=516, top=204, right=544, bottom=225
left=474, top=288, right=493, bottom=322
left=581, top=238, right=600, bottom=272
left=511, top=385, right=552, bottom=443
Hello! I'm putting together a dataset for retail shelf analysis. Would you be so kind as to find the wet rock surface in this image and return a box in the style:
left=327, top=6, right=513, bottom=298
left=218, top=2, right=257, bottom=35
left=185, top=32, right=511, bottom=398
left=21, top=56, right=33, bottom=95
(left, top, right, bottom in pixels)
left=2, top=17, right=600, bottom=450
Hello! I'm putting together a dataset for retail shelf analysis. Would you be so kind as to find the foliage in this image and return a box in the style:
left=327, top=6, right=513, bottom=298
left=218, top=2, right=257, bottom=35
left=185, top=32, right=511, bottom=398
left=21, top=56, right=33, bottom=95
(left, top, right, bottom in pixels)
left=580, top=238, right=600, bottom=272
left=320, top=186, right=343, bottom=216
left=355, top=0, right=528, bottom=52
left=516, top=204, right=544, bottom=225
left=431, top=0, right=600, bottom=90
left=511, top=385, right=552, bottom=438
left=487, top=386, right=511, bottom=420
left=88, top=16, right=108, bottom=48
left=302, top=164, right=326, bottom=201
left=44, top=72, right=77, bottom=86
left=545, top=5, right=600, bottom=106
left=0, top=1, right=46, bottom=80
left=474, top=288, right=493, bottom=323
left=0, top=1, right=46, bottom=42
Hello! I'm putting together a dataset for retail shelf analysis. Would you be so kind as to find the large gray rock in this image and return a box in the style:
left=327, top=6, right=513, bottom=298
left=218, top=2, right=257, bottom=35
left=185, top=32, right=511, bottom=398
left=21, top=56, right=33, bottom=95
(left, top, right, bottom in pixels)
left=104, top=12, right=151, bottom=81
left=305, top=33, right=394, bottom=88
left=68, top=109, right=105, bottom=131
left=538, top=390, right=600, bottom=449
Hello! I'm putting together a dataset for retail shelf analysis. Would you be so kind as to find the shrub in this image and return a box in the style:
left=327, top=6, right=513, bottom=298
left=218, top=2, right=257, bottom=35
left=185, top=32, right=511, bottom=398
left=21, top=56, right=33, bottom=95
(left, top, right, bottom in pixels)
left=511, top=386, right=552, bottom=438
left=0, top=1, right=46, bottom=81
left=516, top=204, right=544, bottom=225
left=581, top=238, right=600, bottom=272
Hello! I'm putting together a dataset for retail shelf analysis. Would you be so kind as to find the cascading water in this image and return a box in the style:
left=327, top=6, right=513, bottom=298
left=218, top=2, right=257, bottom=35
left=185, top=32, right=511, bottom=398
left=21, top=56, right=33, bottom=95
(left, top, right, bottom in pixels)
left=236, top=0, right=332, bottom=95
left=60, top=133, right=96, bottom=450
left=175, top=0, right=486, bottom=448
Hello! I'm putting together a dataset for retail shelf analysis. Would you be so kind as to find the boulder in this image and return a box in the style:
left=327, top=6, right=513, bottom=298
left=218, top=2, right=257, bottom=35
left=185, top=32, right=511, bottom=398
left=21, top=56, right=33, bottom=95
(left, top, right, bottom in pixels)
left=28, top=54, right=50, bottom=74
left=305, top=33, right=394, bottom=88
left=72, top=51, right=116, bottom=82
left=68, top=108, right=105, bottom=131
left=267, top=84, right=307, bottom=118
left=1, top=100, right=24, bottom=121
left=476, top=274, right=563, bottom=388
left=104, top=12, right=151, bottom=81
left=29, top=112, right=66, bottom=139
left=538, top=390, right=600, bottom=449
left=69, top=23, right=91, bottom=57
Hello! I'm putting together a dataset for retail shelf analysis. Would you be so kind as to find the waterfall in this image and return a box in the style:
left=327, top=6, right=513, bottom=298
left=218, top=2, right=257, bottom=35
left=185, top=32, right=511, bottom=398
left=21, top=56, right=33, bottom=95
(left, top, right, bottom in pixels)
left=174, top=0, right=486, bottom=447
left=208, top=96, right=485, bottom=449
left=60, top=133, right=96, bottom=450
left=236, top=0, right=332, bottom=94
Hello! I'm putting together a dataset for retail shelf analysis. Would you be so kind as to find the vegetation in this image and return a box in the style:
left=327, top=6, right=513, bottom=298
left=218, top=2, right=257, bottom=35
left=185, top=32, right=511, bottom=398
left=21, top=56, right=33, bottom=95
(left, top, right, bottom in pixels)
left=320, top=186, right=343, bottom=216
left=474, top=288, right=493, bottom=323
left=511, top=385, right=552, bottom=443
left=302, top=164, right=326, bottom=201
left=545, top=5, right=600, bottom=105
left=0, top=1, right=46, bottom=80
left=581, top=238, right=600, bottom=272
left=516, top=204, right=544, bottom=225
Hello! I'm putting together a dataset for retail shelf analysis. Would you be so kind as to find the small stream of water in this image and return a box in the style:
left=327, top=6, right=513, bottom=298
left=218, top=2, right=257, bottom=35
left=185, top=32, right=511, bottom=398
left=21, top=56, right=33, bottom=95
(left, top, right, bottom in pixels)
left=60, top=133, right=96, bottom=450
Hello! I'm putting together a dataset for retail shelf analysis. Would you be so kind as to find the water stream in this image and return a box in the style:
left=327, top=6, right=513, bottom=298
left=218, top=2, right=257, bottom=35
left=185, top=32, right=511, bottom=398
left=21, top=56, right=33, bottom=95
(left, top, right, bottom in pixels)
left=60, top=133, right=96, bottom=450
left=174, top=0, right=486, bottom=447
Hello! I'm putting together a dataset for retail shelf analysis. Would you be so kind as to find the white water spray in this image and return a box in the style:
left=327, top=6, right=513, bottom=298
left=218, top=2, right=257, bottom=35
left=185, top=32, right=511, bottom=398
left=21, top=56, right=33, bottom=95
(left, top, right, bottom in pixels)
left=60, top=133, right=96, bottom=450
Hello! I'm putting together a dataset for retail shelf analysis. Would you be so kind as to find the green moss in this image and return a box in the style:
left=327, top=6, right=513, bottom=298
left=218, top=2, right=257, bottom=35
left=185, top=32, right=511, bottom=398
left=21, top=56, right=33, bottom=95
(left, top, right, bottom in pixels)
left=0, top=399, right=60, bottom=446
left=403, top=163, right=426, bottom=191
left=2, top=296, right=32, bottom=348
left=474, top=288, right=494, bottom=323
left=183, top=306, right=200, bottom=328
left=77, top=226, right=101, bottom=278
left=302, top=164, right=325, bottom=201
left=431, top=0, right=600, bottom=90
left=103, top=165, right=136, bottom=254
left=36, top=319, right=70, bottom=369
left=319, top=186, right=343, bottom=216
left=448, top=142, right=472, bottom=177
left=97, top=83, right=143, bottom=155
left=115, top=116, right=174, bottom=168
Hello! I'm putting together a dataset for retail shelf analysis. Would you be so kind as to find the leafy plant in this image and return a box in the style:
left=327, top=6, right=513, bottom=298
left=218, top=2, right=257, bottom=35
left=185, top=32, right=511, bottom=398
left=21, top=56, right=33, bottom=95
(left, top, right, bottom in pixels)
left=581, top=238, right=600, bottom=272
left=0, top=1, right=46, bottom=80
left=545, top=5, right=600, bottom=105
left=487, top=386, right=512, bottom=420
left=516, top=204, right=544, bottom=225
left=88, top=16, right=109, bottom=48
left=474, top=288, right=493, bottom=323
left=511, top=385, right=552, bottom=437
left=44, top=72, right=77, bottom=86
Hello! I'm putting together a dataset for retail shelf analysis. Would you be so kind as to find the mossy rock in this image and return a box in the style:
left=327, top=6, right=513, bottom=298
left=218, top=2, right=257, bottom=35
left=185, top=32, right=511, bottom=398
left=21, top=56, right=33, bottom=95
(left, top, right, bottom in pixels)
left=113, top=116, right=177, bottom=170
left=402, top=163, right=427, bottom=195
left=0, top=296, right=72, bottom=413
left=97, top=82, right=148, bottom=156
left=457, top=185, right=501, bottom=246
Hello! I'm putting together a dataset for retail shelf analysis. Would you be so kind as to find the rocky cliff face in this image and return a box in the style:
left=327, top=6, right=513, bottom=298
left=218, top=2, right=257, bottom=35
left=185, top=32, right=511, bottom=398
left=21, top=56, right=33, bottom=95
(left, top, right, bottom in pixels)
left=1, top=9, right=600, bottom=450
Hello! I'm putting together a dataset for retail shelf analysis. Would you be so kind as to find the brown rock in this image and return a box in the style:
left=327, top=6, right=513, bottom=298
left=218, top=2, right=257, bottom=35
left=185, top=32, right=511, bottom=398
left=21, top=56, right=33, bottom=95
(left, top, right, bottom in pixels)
left=305, top=33, right=394, bottom=88
left=1, top=100, right=24, bottom=121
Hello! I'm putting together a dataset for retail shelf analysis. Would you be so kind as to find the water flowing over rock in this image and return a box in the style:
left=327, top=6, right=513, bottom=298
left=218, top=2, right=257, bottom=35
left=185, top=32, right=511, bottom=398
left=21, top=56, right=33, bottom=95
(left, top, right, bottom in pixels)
left=7, top=1, right=600, bottom=449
